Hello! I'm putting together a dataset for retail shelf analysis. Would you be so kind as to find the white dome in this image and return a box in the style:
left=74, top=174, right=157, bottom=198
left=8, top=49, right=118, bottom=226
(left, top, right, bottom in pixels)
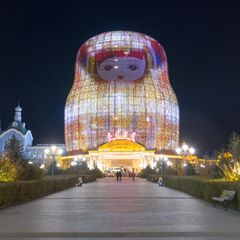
left=15, top=105, right=22, bottom=112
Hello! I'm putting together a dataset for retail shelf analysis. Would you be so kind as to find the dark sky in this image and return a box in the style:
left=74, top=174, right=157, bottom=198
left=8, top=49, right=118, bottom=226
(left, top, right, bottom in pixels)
left=0, top=0, right=240, bottom=157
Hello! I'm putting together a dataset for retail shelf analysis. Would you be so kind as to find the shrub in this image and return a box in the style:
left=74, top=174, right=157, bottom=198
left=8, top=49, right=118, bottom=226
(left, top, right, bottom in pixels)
left=198, top=165, right=224, bottom=179
left=82, top=175, right=96, bottom=183
left=4, top=136, right=26, bottom=165
left=184, top=163, right=196, bottom=176
left=198, top=167, right=210, bottom=178
left=1, top=139, right=44, bottom=181
left=139, top=164, right=176, bottom=182
left=163, top=175, right=240, bottom=207
left=0, top=176, right=78, bottom=208
left=210, top=165, right=224, bottom=179
left=18, top=164, right=44, bottom=180
left=138, top=165, right=158, bottom=178
left=88, top=168, right=104, bottom=178
left=221, top=131, right=240, bottom=180
left=57, top=166, right=83, bottom=175
left=0, top=155, right=17, bottom=182
left=146, top=173, right=160, bottom=183
left=58, top=166, right=104, bottom=179
left=164, top=166, right=177, bottom=176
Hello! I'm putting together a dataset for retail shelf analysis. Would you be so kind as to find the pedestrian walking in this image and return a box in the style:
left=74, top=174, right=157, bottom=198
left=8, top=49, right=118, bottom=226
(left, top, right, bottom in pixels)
left=119, top=171, right=122, bottom=181
left=132, top=170, right=135, bottom=181
left=116, top=171, right=119, bottom=181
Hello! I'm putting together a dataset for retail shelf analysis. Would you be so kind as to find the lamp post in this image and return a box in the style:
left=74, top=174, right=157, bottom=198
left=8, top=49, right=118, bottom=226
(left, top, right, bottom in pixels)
left=158, top=155, right=168, bottom=177
left=176, top=143, right=195, bottom=168
left=44, top=145, right=63, bottom=176
left=71, top=156, right=87, bottom=167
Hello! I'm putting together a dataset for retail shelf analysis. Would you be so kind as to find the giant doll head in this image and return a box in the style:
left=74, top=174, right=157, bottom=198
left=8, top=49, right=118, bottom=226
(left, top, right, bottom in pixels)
left=65, top=31, right=179, bottom=154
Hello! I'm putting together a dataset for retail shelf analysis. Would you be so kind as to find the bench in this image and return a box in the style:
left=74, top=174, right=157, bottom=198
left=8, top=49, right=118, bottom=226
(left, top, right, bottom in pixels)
left=212, top=190, right=237, bottom=210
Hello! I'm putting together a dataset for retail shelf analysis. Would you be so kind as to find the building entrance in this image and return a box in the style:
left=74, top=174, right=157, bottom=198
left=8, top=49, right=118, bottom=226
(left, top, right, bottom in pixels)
left=60, top=139, right=184, bottom=172
left=88, top=139, right=155, bottom=173
left=111, top=159, right=133, bottom=168
left=103, top=159, right=139, bottom=176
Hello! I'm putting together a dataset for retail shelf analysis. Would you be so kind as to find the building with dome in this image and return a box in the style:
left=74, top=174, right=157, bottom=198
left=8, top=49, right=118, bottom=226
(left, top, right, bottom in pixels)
left=0, top=104, right=33, bottom=153
left=63, top=31, right=180, bottom=172
left=0, top=105, right=66, bottom=167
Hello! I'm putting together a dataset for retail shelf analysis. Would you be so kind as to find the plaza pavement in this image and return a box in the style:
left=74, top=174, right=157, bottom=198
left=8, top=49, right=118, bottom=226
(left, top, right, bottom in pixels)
left=0, top=177, right=240, bottom=240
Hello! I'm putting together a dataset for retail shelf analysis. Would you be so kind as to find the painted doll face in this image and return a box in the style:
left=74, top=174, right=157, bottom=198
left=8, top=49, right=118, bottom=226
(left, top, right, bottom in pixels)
left=97, top=56, right=146, bottom=81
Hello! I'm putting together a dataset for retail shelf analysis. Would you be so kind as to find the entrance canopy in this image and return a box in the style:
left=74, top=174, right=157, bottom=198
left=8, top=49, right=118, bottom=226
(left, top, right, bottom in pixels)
left=87, top=139, right=153, bottom=172
left=98, top=139, right=145, bottom=152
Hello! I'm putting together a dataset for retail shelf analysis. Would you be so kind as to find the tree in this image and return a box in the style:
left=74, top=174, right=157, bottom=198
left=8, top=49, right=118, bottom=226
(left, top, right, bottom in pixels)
left=184, top=163, right=196, bottom=176
left=215, top=132, right=240, bottom=181
left=218, top=151, right=240, bottom=181
left=0, top=155, right=17, bottom=182
left=227, top=132, right=240, bottom=161
left=17, top=164, right=43, bottom=180
left=4, top=136, right=25, bottom=164
left=209, top=164, right=224, bottom=179
left=88, top=167, right=104, bottom=178
left=138, top=165, right=157, bottom=178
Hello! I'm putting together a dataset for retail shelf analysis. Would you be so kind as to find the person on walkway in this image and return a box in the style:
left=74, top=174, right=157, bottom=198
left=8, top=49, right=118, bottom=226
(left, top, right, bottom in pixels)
left=116, top=171, right=119, bottom=181
left=132, top=169, right=135, bottom=181
left=119, top=171, right=122, bottom=181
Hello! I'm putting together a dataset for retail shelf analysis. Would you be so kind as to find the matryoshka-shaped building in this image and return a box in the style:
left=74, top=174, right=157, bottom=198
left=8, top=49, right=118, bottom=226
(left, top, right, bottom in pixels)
left=65, top=31, right=179, bottom=156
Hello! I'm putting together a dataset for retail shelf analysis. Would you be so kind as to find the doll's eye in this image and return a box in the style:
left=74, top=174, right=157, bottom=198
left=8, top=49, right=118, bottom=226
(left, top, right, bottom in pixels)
left=128, top=65, right=138, bottom=71
left=103, top=65, right=113, bottom=71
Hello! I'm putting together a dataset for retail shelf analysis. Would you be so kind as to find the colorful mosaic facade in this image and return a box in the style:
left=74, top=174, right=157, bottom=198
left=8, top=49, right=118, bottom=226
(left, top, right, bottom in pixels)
left=65, top=31, right=179, bottom=155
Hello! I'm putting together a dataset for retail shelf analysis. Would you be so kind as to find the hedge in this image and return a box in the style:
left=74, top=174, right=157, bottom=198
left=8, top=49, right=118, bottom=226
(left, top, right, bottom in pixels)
left=163, top=176, right=240, bottom=205
left=0, top=175, right=78, bottom=208
left=44, top=175, right=96, bottom=183
left=146, top=174, right=160, bottom=183
left=82, top=175, right=96, bottom=183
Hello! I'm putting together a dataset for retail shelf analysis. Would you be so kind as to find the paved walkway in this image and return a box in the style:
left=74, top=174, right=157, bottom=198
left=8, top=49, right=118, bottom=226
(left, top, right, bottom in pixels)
left=0, top=177, right=240, bottom=239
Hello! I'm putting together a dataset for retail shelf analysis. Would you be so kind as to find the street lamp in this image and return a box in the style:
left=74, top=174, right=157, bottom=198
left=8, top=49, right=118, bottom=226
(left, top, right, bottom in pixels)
left=71, top=156, right=87, bottom=167
left=44, top=145, right=63, bottom=176
left=157, top=155, right=168, bottom=177
left=176, top=143, right=195, bottom=166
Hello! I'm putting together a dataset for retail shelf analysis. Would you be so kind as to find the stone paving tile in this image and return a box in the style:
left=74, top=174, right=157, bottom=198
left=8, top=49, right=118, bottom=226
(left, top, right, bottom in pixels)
left=0, top=177, right=240, bottom=239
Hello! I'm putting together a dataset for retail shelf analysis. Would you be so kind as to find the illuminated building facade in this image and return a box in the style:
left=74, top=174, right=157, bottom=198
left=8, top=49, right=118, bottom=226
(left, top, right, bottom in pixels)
left=0, top=104, right=66, bottom=167
left=64, top=31, right=179, bottom=171
left=0, top=104, right=33, bottom=153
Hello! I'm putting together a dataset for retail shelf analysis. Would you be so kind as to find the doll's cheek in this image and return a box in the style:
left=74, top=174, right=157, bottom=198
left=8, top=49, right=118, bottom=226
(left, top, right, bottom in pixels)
left=97, top=70, right=117, bottom=81
left=122, top=68, right=145, bottom=80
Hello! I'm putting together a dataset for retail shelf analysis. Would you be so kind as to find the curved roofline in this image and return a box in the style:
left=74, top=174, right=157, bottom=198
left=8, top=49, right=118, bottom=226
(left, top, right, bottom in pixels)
left=84, top=30, right=161, bottom=48
left=0, top=128, right=33, bottom=140
left=98, top=139, right=146, bottom=152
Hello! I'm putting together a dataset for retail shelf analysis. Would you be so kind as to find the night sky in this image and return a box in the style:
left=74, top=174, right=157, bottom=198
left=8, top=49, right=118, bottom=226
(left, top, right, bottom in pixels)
left=1, top=0, right=240, bottom=157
